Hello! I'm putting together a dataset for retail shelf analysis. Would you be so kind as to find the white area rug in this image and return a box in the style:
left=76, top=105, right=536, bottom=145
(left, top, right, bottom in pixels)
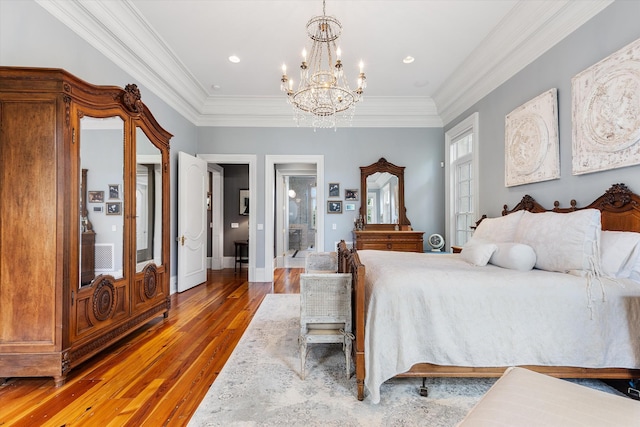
left=189, top=294, right=622, bottom=426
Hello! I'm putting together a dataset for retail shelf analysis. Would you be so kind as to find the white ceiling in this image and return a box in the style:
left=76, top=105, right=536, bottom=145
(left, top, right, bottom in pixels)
left=36, top=0, right=612, bottom=127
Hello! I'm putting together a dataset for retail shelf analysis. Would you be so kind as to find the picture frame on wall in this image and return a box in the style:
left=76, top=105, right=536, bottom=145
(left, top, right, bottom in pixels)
left=345, top=189, right=359, bottom=201
left=571, top=37, right=640, bottom=175
left=106, top=202, right=122, bottom=215
left=88, top=191, right=104, bottom=203
left=504, top=88, right=560, bottom=187
left=327, top=200, right=342, bottom=214
left=239, top=189, right=249, bottom=215
left=328, top=183, right=340, bottom=198
left=108, top=184, right=120, bottom=200
left=345, top=203, right=356, bottom=211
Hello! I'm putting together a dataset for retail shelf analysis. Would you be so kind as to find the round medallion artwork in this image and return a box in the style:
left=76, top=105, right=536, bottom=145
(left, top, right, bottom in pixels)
left=583, top=68, right=640, bottom=152
left=93, top=277, right=116, bottom=321
left=143, top=264, right=158, bottom=300
left=507, top=114, right=549, bottom=176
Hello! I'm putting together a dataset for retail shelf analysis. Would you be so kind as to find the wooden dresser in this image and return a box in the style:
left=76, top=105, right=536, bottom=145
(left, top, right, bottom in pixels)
left=353, top=230, right=424, bottom=253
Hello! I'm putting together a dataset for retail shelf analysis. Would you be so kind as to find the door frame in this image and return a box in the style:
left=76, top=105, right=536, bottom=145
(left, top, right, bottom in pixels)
left=265, top=155, right=325, bottom=281
left=197, top=154, right=257, bottom=282
left=275, top=167, right=318, bottom=266
left=208, top=163, right=224, bottom=270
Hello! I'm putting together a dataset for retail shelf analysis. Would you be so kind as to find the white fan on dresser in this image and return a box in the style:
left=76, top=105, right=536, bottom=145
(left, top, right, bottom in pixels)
left=428, top=234, right=445, bottom=252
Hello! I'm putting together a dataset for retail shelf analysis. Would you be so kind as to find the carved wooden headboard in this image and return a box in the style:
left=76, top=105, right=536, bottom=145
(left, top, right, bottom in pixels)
left=501, top=183, right=640, bottom=233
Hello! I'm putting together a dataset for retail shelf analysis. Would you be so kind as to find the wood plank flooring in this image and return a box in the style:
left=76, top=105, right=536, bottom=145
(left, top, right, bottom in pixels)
left=0, top=268, right=301, bottom=427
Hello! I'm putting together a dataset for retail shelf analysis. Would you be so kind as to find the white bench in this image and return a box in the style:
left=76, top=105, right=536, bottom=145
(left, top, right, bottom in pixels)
left=458, top=367, right=640, bottom=426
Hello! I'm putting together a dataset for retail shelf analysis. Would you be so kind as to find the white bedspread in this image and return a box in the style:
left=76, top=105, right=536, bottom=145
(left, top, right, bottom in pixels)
left=358, top=250, right=640, bottom=404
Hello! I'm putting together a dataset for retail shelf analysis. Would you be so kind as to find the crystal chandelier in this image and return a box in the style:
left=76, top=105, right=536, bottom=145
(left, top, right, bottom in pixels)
left=280, top=0, right=366, bottom=130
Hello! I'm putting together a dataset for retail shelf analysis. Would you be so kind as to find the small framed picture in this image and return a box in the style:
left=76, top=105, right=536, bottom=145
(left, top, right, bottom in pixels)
left=239, top=189, right=249, bottom=215
left=345, top=203, right=356, bottom=211
left=328, top=183, right=340, bottom=198
left=106, top=202, right=122, bottom=216
left=327, top=200, right=342, bottom=214
left=88, top=191, right=104, bottom=203
left=93, top=206, right=103, bottom=213
left=108, top=184, right=120, bottom=200
left=345, top=189, right=359, bottom=201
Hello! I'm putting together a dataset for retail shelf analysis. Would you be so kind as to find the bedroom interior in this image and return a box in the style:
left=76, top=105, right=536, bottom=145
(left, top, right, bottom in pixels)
left=2, top=0, right=640, bottom=425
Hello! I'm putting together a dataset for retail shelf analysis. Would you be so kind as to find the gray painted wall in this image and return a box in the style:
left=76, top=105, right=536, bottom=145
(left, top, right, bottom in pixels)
left=197, top=127, right=445, bottom=266
left=445, top=0, right=640, bottom=218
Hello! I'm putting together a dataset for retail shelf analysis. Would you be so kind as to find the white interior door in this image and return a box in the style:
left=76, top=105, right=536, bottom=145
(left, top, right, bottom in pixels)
left=177, top=151, right=207, bottom=292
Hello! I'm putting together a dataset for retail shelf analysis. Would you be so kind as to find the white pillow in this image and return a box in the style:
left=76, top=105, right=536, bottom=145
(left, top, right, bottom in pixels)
left=461, top=240, right=497, bottom=266
left=600, top=230, right=640, bottom=278
left=514, top=209, right=601, bottom=273
left=489, top=243, right=537, bottom=271
left=472, top=210, right=525, bottom=243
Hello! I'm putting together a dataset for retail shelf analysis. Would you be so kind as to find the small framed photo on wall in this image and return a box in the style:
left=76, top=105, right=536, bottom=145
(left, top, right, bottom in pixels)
left=88, top=191, right=104, bottom=203
left=328, top=183, right=340, bottom=198
left=108, top=184, right=120, bottom=200
left=327, top=200, right=342, bottom=214
left=239, top=189, right=249, bottom=215
left=106, top=202, right=122, bottom=215
left=345, top=189, right=359, bottom=201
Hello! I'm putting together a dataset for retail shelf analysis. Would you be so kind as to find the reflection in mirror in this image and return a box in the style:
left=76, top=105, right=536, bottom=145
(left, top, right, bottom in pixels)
left=80, top=116, right=125, bottom=287
left=360, top=158, right=410, bottom=229
left=136, top=127, right=162, bottom=273
left=366, top=172, right=399, bottom=224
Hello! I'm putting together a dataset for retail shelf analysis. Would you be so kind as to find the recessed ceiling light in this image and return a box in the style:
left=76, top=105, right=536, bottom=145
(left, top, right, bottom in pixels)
left=228, top=55, right=240, bottom=63
left=403, top=56, right=415, bottom=64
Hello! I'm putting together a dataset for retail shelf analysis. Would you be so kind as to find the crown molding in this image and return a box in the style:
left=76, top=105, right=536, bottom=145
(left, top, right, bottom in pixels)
left=196, top=96, right=442, bottom=128
left=35, top=0, right=205, bottom=123
left=434, top=0, right=614, bottom=126
left=36, top=0, right=613, bottom=129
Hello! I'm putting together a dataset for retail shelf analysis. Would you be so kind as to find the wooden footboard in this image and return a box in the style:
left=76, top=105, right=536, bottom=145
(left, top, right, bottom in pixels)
left=337, top=184, right=640, bottom=401
left=338, top=240, right=366, bottom=400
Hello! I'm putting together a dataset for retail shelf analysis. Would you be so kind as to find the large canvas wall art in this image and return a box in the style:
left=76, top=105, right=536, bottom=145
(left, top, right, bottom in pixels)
left=572, top=37, right=640, bottom=175
left=504, top=88, right=560, bottom=187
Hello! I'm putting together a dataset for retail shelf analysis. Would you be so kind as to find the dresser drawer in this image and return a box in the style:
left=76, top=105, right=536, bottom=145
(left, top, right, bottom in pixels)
left=354, top=230, right=424, bottom=253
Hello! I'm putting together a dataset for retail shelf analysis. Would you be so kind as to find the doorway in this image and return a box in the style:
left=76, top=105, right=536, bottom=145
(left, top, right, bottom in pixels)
left=276, top=169, right=317, bottom=268
left=197, top=154, right=257, bottom=282
left=265, top=155, right=325, bottom=280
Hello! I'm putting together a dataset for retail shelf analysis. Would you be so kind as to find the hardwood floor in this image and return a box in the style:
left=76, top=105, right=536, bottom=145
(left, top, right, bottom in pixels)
left=0, top=268, right=302, bottom=427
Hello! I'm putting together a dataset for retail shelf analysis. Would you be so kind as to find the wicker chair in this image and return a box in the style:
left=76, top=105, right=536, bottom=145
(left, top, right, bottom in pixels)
left=299, top=273, right=353, bottom=379
left=304, top=251, right=338, bottom=273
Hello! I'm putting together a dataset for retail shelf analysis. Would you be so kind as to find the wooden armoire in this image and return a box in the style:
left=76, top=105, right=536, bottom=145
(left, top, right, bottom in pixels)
left=0, top=67, right=171, bottom=386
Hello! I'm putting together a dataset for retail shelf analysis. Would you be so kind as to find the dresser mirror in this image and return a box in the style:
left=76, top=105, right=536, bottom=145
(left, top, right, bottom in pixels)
left=79, top=115, right=125, bottom=286
left=135, top=126, right=163, bottom=272
left=360, top=158, right=410, bottom=229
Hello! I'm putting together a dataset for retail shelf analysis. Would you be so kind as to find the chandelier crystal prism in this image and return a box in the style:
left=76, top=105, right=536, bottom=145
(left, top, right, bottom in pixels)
left=280, top=0, right=366, bottom=129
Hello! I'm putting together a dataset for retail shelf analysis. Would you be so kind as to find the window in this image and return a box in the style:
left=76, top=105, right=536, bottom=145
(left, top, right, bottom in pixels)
left=445, top=113, right=479, bottom=249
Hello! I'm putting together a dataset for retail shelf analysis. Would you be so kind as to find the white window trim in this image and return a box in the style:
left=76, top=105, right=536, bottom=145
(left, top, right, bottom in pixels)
left=444, top=112, right=479, bottom=251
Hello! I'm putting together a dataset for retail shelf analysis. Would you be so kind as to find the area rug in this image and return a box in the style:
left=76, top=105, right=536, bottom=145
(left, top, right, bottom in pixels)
left=188, top=294, right=623, bottom=427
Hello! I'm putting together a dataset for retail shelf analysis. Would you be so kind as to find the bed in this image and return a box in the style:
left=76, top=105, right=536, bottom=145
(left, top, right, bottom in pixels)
left=337, top=183, right=640, bottom=403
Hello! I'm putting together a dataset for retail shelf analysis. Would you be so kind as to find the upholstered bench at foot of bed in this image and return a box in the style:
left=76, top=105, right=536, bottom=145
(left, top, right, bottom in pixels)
left=458, top=367, right=640, bottom=426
